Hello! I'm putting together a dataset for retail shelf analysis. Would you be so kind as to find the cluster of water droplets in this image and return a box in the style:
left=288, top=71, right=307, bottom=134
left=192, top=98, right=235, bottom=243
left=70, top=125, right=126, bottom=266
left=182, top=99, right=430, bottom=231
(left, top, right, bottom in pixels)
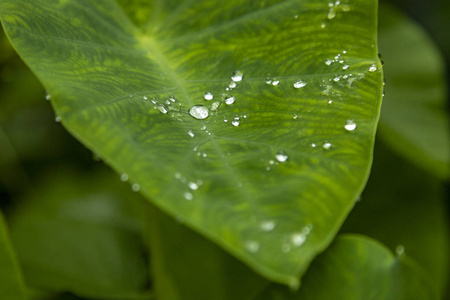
left=327, top=0, right=350, bottom=20
left=174, top=172, right=204, bottom=201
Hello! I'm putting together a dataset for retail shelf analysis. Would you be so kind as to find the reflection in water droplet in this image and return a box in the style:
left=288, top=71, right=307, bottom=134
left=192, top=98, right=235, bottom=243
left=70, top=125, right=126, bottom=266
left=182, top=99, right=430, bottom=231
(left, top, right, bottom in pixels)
left=204, top=92, right=213, bottom=100
left=189, top=105, right=209, bottom=119
left=184, top=192, right=193, bottom=201
left=293, top=80, right=307, bottom=89
left=132, top=183, right=140, bottom=192
left=231, top=70, right=244, bottom=82
left=275, top=151, right=288, bottom=162
left=368, top=64, right=377, bottom=72
left=188, top=182, right=198, bottom=190
left=344, top=119, right=357, bottom=131
left=188, top=130, right=195, bottom=137
left=244, top=240, right=260, bottom=253
left=224, top=96, right=235, bottom=105
left=120, top=173, right=128, bottom=182
left=260, top=221, right=276, bottom=232
left=323, top=142, right=332, bottom=149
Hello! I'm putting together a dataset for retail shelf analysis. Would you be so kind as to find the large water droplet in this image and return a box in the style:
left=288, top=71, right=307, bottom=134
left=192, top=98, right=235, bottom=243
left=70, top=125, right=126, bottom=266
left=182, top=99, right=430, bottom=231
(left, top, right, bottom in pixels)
left=189, top=105, right=209, bottom=119
left=156, top=104, right=168, bottom=114
left=344, top=119, right=357, bottom=131
left=368, top=64, right=377, bottom=72
left=231, top=70, right=244, bottom=82
left=244, top=240, right=260, bottom=253
left=275, top=151, right=288, bottom=162
left=204, top=92, right=213, bottom=100
left=293, top=80, right=307, bottom=89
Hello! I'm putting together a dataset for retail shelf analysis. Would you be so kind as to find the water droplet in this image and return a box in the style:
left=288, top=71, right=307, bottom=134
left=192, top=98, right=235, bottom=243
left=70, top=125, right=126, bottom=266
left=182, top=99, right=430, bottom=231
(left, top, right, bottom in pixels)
left=232, top=120, right=240, bottom=127
left=203, top=92, right=213, bottom=100
left=321, top=22, right=327, bottom=28
left=291, top=233, right=306, bottom=246
left=224, top=96, right=235, bottom=105
left=231, top=70, right=244, bottom=82
left=174, top=172, right=182, bottom=180
left=293, top=114, right=298, bottom=119
left=333, top=76, right=341, bottom=82
left=311, top=143, right=317, bottom=148
left=184, top=192, right=193, bottom=201
left=55, top=116, right=61, bottom=123
left=189, top=105, right=209, bottom=119
left=328, top=100, right=333, bottom=104
left=120, top=173, right=128, bottom=182
left=143, top=96, right=148, bottom=101
left=344, top=119, right=357, bottom=131
left=265, top=77, right=272, bottom=85
left=271, top=80, right=280, bottom=86
left=327, top=7, right=336, bottom=19
left=45, top=91, right=51, bottom=101
left=156, top=104, right=168, bottom=114
left=294, top=14, right=298, bottom=19
left=210, top=101, right=221, bottom=111
left=396, top=245, right=405, bottom=256
left=260, top=220, right=276, bottom=232
left=187, top=130, right=195, bottom=137
left=129, top=94, right=133, bottom=98
left=132, top=183, right=140, bottom=192
left=325, top=59, right=332, bottom=66
left=188, top=182, right=198, bottom=190
left=244, top=240, right=260, bottom=253
left=293, top=80, right=307, bottom=89
left=275, top=151, right=288, bottom=162
left=323, top=142, right=332, bottom=149
left=342, top=64, right=349, bottom=70
left=228, top=81, right=237, bottom=89
left=341, top=4, right=350, bottom=11
left=368, top=64, right=377, bottom=72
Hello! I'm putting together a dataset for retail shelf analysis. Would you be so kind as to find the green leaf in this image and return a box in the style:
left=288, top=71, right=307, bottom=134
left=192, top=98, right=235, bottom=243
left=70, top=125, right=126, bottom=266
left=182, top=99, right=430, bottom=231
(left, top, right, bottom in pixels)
left=377, top=2, right=450, bottom=179
left=7, top=169, right=151, bottom=299
left=0, top=210, right=26, bottom=300
left=253, top=235, right=439, bottom=300
left=0, top=0, right=383, bottom=285
left=341, top=140, right=450, bottom=294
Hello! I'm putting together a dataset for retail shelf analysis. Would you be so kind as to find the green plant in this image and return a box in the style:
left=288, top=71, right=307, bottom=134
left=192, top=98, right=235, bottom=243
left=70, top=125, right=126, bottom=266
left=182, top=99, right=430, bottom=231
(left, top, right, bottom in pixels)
left=0, top=0, right=448, bottom=299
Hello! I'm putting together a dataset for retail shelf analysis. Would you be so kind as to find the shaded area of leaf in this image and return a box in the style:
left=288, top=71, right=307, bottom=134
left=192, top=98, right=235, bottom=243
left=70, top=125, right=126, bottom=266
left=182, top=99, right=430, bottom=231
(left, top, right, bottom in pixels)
left=6, top=169, right=152, bottom=299
left=253, top=235, right=439, bottom=300
left=0, top=0, right=382, bottom=285
left=341, top=140, right=450, bottom=295
left=377, top=2, right=450, bottom=179
left=0, top=210, right=26, bottom=300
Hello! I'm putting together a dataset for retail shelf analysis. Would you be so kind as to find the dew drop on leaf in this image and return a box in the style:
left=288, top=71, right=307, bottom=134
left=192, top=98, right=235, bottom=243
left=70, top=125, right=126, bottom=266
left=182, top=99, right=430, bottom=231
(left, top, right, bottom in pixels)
left=231, top=70, right=244, bottom=82
left=120, top=173, right=128, bottom=182
left=156, top=104, right=168, bottom=114
left=203, top=92, right=213, bottom=100
left=188, top=105, right=209, bottom=119
left=224, top=96, right=235, bottom=105
left=368, top=64, right=377, bottom=72
left=228, top=81, right=237, bottom=89
left=187, top=130, right=195, bottom=137
left=344, top=119, right=357, bottom=131
left=184, top=192, right=193, bottom=201
left=45, top=91, right=51, bottom=100
left=293, top=80, right=307, bottom=88
left=132, top=183, right=140, bottom=192
left=188, top=182, right=198, bottom=190
left=232, top=120, right=240, bottom=127
left=244, top=240, right=260, bottom=253
left=275, top=151, right=288, bottom=162
left=271, top=80, right=280, bottom=86
left=260, top=220, right=276, bottom=232
left=323, top=142, right=332, bottom=149
left=291, top=233, right=306, bottom=246
left=55, top=116, right=61, bottom=123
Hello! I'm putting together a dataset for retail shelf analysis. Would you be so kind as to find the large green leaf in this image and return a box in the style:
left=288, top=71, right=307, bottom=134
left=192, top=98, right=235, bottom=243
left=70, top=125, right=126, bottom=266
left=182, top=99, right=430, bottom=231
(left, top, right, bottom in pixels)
left=377, top=2, right=450, bottom=179
left=253, top=235, right=439, bottom=299
left=7, top=169, right=151, bottom=299
left=0, top=0, right=383, bottom=285
left=0, top=211, right=26, bottom=300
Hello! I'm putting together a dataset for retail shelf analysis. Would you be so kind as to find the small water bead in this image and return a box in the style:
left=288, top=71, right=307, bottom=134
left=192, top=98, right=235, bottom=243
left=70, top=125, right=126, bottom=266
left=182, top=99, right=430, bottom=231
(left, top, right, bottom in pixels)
left=293, top=80, right=307, bottom=89
left=231, top=70, right=244, bottom=82
left=244, top=240, right=260, bottom=253
left=321, top=22, right=327, bottom=29
left=188, top=182, right=198, bottom=190
left=265, top=77, right=272, bottom=85
left=293, top=114, right=298, bottom=119
left=228, top=81, right=237, bottom=89
left=328, top=100, right=333, bottom=104
left=333, top=76, right=341, bottom=82
left=203, top=92, right=213, bottom=100
left=187, top=130, right=195, bottom=137
left=368, top=64, right=377, bottom=72
left=271, top=80, right=280, bottom=86
left=325, top=59, right=332, bottom=66
left=260, top=220, right=276, bottom=232
left=143, top=96, right=148, bottom=101
left=224, top=96, right=235, bottom=105
left=120, top=173, right=129, bottom=182
left=184, top=192, right=193, bottom=201
left=342, top=64, right=349, bottom=70
left=275, top=151, right=288, bottom=162
left=210, top=101, right=221, bottom=111
left=156, top=104, right=168, bottom=114
left=396, top=245, right=405, bottom=256
left=189, top=105, right=209, bottom=119
left=344, top=119, right=357, bottom=131
left=151, top=99, right=157, bottom=104
left=45, top=91, right=51, bottom=101
left=55, top=116, right=61, bottom=123
left=323, top=142, right=332, bottom=150
left=327, top=7, right=337, bottom=19
left=291, top=233, right=306, bottom=246
left=132, top=183, right=140, bottom=192
left=232, top=120, right=240, bottom=127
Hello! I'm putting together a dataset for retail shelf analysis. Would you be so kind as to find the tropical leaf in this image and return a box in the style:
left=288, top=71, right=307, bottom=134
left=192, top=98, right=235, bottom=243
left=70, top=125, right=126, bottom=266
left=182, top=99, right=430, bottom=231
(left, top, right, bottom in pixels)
left=377, top=2, right=450, bottom=179
left=0, top=0, right=383, bottom=285
left=253, top=235, right=439, bottom=300
left=0, top=211, right=26, bottom=300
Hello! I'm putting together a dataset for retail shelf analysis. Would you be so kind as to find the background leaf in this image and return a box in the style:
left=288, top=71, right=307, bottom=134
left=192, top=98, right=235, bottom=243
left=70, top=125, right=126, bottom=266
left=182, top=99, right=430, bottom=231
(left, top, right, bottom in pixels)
left=7, top=169, right=151, bottom=299
left=253, top=235, right=439, bottom=300
left=0, top=211, right=26, bottom=300
left=377, top=2, right=450, bottom=179
left=0, top=0, right=383, bottom=285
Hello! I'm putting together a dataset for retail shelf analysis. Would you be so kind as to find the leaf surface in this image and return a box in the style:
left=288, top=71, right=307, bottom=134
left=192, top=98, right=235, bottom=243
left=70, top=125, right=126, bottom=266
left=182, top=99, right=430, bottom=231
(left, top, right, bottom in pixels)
left=0, top=211, right=26, bottom=300
left=0, top=0, right=382, bottom=285
left=377, top=2, right=450, bottom=179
